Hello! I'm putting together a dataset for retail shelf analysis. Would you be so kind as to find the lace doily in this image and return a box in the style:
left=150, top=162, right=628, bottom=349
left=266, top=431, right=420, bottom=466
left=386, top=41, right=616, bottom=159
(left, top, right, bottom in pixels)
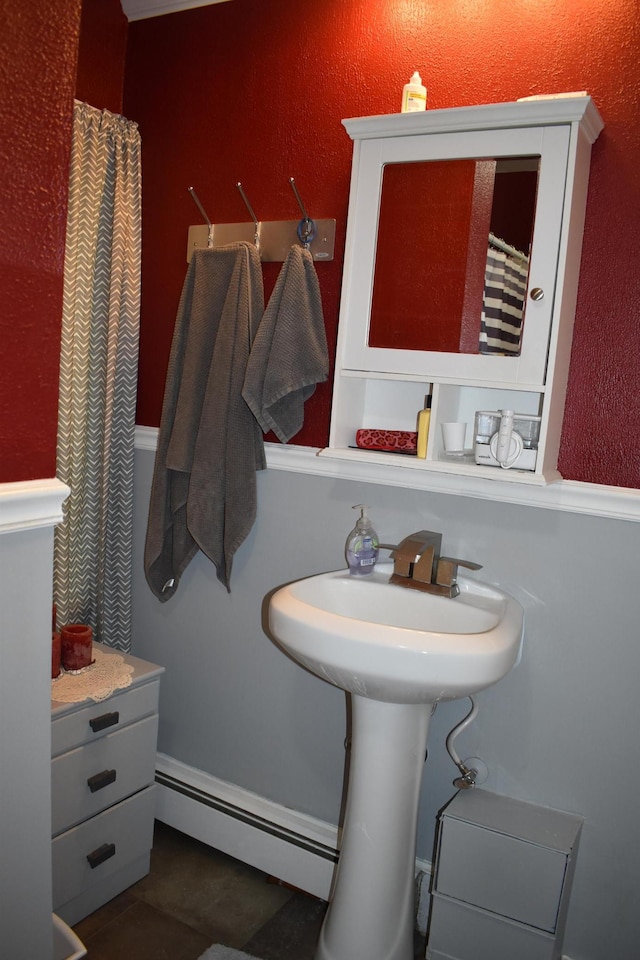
left=52, top=646, right=134, bottom=703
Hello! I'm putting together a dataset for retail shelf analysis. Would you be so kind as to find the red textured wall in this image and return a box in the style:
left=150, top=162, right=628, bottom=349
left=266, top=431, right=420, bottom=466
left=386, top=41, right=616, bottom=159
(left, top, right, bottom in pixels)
left=75, top=0, right=128, bottom=114
left=1, top=0, right=638, bottom=488
left=124, top=0, right=640, bottom=487
left=0, top=0, right=82, bottom=482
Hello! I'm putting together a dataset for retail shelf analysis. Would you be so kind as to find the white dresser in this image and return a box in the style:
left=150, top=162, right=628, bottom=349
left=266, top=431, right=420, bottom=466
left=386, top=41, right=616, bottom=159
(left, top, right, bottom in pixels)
left=51, top=644, right=163, bottom=926
left=427, top=789, right=583, bottom=960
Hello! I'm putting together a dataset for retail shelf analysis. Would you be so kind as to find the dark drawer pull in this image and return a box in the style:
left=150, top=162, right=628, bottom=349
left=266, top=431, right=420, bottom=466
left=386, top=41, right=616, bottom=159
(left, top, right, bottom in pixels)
left=87, top=842, right=116, bottom=869
left=89, top=711, right=119, bottom=733
left=87, top=769, right=117, bottom=793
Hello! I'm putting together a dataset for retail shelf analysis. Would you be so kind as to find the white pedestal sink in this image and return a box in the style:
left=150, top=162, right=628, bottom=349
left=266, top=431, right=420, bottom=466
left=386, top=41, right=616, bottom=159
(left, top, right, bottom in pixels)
left=269, top=562, right=523, bottom=960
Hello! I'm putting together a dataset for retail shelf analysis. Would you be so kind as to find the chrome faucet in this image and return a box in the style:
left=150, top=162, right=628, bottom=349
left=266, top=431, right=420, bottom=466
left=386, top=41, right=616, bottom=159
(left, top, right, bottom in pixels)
left=381, top=530, right=481, bottom=598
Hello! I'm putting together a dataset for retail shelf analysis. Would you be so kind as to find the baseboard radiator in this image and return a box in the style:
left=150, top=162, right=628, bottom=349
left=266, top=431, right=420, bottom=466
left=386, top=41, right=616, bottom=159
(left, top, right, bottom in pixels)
left=155, top=754, right=339, bottom=900
left=154, top=753, right=432, bottom=931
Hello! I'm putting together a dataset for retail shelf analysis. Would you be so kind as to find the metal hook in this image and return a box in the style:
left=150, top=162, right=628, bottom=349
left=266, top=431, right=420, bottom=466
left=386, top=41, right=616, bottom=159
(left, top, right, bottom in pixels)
left=188, top=187, right=213, bottom=247
left=236, top=182, right=260, bottom=247
left=288, top=177, right=316, bottom=249
left=288, top=177, right=310, bottom=220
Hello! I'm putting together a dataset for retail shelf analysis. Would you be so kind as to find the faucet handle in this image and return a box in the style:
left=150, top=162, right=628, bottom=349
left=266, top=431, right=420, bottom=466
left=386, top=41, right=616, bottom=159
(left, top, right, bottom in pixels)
left=435, top=556, right=482, bottom=589
left=388, top=533, right=433, bottom=578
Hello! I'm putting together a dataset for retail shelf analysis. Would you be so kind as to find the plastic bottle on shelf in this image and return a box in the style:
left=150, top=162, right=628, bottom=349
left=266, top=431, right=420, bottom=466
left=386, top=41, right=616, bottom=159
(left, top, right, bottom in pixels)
left=401, top=72, right=427, bottom=113
left=416, top=393, right=432, bottom=459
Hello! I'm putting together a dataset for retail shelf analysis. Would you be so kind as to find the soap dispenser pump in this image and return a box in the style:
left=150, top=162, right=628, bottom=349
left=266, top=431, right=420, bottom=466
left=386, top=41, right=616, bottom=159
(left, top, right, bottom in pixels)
left=345, top=504, right=379, bottom=577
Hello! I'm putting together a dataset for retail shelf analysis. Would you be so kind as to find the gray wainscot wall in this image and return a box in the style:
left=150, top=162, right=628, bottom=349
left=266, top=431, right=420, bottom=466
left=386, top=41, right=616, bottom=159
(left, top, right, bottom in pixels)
left=132, top=439, right=640, bottom=960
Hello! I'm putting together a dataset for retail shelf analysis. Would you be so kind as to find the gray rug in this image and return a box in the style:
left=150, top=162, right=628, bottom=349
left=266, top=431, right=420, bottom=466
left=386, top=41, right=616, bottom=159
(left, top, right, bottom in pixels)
left=198, top=948, right=259, bottom=960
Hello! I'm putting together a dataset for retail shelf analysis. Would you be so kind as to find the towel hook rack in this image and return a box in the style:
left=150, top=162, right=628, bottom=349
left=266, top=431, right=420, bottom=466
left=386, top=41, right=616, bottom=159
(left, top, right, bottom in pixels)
left=236, top=182, right=260, bottom=246
left=188, top=186, right=213, bottom=247
left=289, top=177, right=316, bottom=249
left=185, top=181, right=336, bottom=263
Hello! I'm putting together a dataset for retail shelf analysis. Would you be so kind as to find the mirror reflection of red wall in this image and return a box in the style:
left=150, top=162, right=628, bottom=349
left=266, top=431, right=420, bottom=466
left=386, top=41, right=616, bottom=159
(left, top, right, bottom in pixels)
left=490, top=168, right=538, bottom=254
left=369, top=159, right=495, bottom=353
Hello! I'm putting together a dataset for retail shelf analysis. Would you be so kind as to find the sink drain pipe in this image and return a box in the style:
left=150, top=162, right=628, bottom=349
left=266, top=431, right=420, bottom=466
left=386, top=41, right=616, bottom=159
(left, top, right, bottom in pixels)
left=446, top=697, right=487, bottom=788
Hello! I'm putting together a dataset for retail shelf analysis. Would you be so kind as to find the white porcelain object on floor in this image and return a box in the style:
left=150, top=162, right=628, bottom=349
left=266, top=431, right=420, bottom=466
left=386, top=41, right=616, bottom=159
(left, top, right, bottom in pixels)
left=52, top=913, right=86, bottom=960
left=268, top=562, right=523, bottom=960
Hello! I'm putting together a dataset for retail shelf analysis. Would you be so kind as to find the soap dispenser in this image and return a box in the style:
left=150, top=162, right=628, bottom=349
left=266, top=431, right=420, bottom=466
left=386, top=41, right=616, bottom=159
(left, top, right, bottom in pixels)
left=345, top=504, right=379, bottom=576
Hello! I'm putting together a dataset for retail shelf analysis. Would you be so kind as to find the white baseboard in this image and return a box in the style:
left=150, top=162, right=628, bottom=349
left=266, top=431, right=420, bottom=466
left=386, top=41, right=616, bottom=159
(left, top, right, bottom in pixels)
left=154, top=753, right=432, bottom=929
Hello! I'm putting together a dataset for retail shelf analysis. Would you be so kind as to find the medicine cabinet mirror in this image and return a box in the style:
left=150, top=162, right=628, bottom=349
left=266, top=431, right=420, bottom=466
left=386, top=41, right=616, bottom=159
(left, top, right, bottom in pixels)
left=369, top=156, right=539, bottom=356
left=325, top=98, right=604, bottom=486
left=339, top=116, right=576, bottom=386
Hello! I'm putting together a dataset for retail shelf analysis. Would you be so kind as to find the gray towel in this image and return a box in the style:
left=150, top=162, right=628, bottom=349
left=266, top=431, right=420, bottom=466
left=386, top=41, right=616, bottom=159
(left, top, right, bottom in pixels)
left=144, top=243, right=265, bottom=599
left=242, top=244, right=328, bottom=443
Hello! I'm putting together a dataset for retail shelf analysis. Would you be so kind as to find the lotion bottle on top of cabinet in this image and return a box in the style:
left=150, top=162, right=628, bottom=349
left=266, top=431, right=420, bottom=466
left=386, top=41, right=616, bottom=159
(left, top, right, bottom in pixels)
left=401, top=72, right=427, bottom=112
left=345, top=504, right=379, bottom=576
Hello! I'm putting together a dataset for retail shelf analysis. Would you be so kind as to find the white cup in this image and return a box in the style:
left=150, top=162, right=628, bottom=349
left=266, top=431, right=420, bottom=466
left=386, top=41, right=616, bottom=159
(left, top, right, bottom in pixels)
left=441, top=421, right=467, bottom=454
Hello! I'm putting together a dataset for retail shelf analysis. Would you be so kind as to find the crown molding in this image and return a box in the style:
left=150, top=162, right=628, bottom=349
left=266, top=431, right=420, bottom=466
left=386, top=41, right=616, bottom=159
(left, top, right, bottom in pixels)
left=120, top=0, right=232, bottom=22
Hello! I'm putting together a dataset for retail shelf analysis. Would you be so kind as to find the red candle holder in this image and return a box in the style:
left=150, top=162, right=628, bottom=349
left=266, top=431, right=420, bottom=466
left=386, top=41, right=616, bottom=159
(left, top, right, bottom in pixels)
left=52, top=632, right=61, bottom=679
left=60, top=624, right=94, bottom=671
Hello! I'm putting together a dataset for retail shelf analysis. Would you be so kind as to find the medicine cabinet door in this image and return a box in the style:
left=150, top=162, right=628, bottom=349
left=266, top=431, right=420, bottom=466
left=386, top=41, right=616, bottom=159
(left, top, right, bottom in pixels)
left=339, top=122, right=571, bottom=388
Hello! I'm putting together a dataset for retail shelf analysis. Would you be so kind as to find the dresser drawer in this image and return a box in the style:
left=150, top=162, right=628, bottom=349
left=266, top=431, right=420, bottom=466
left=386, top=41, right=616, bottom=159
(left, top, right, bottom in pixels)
left=52, top=784, right=156, bottom=912
left=52, top=678, right=160, bottom=758
left=433, top=790, right=582, bottom=936
left=52, top=714, right=159, bottom=835
left=427, top=893, right=557, bottom=960
left=435, top=815, right=568, bottom=931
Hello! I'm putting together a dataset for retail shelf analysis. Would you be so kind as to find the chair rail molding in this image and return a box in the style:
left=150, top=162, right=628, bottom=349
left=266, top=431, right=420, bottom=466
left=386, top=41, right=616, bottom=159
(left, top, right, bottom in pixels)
left=135, top=426, right=640, bottom=523
left=0, top=478, right=70, bottom=535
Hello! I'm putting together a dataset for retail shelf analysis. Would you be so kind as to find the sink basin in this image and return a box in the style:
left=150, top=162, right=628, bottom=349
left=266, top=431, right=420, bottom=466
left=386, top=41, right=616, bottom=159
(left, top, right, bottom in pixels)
left=269, top=562, right=523, bottom=704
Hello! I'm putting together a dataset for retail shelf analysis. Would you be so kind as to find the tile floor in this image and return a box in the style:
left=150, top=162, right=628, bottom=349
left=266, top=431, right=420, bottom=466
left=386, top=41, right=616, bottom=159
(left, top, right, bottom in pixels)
left=73, top=821, right=427, bottom=960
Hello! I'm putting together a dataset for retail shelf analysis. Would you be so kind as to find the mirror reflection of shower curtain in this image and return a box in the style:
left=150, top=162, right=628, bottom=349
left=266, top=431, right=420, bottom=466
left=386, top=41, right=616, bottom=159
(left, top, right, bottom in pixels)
left=54, top=101, right=141, bottom=652
left=479, top=242, right=529, bottom=355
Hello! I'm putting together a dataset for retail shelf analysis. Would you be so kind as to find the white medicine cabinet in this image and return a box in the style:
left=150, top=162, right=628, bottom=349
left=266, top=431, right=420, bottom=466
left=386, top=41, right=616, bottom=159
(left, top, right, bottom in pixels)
left=322, top=97, right=604, bottom=485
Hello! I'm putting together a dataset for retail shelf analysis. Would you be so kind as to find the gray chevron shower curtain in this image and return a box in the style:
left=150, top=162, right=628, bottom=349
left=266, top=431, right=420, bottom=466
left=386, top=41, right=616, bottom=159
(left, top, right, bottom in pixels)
left=54, top=101, right=142, bottom=652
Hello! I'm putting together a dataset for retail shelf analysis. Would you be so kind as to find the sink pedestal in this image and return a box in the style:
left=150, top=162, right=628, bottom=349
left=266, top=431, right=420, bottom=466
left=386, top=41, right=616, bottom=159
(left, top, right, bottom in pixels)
left=316, top=697, right=432, bottom=960
left=268, top=565, right=523, bottom=959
